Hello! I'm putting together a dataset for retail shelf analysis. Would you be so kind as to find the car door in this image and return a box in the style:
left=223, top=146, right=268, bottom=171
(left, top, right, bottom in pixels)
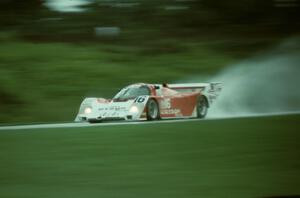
left=159, top=88, right=198, bottom=118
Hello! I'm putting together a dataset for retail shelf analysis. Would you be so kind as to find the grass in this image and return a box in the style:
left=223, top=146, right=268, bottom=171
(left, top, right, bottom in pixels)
left=0, top=36, right=238, bottom=124
left=0, top=114, right=299, bottom=198
left=1, top=0, right=298, bottom=124
left=0, top=29, right=287, bottom=124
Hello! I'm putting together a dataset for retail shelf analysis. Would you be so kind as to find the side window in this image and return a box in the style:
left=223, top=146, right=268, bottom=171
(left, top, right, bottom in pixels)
left=139, top=86, right=151, bottom=96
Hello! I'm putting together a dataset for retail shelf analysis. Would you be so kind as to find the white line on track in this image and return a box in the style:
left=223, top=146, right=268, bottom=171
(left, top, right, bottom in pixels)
left=0, top=111, right=299, bottom=131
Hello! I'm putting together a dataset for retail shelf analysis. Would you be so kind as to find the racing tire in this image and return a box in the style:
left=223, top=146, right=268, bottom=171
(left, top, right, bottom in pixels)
left=146, top=99, right=160, bottom=120
left=197, top=95, right=208, bottom=118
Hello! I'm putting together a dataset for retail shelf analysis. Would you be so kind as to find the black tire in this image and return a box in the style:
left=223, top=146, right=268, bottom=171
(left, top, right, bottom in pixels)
left=146, top=99, right=160, bottom=120
left=197, top=95, right=208, bottom=118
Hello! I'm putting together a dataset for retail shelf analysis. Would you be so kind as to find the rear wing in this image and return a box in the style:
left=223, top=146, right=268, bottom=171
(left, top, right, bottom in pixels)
left=166, top=83, right=222, bottom=92
left=167, top=83, right=209, bottom=89
left=166, top=83, right=222, bottom=105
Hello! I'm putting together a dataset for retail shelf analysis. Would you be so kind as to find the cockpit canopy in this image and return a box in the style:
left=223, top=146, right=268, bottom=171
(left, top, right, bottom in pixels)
left=113, top=85, right=150, bottom=100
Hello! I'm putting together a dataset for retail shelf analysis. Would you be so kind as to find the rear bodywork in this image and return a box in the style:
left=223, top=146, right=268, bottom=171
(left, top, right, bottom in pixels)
left=75, top=82, right=222, bottom=122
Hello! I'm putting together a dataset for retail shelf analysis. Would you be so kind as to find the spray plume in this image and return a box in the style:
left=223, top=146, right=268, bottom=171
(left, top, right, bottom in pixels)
left=183, top=38, right=300, bottom=118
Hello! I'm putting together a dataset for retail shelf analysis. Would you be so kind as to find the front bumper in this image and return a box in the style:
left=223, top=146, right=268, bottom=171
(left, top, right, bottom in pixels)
left=75, top=98, right=148, bottom=122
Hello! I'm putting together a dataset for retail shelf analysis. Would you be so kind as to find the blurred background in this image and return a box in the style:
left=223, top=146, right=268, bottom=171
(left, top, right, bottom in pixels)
left=0, top=0, right=300, bottom=124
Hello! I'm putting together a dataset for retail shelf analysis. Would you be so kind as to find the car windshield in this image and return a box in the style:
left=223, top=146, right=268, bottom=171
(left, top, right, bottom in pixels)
left=114, top=86, right=150, bottom=100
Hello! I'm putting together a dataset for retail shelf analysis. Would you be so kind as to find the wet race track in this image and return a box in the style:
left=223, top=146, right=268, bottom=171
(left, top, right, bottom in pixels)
left=1, top=111, right=299, bottom=131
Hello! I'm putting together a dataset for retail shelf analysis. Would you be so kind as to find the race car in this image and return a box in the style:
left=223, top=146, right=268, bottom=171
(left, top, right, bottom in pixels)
left=75, top=82, right=222, bottom=123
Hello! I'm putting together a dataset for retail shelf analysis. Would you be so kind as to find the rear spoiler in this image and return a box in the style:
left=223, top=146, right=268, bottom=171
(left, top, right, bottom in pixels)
left=165, top=83, right=222, bottom=91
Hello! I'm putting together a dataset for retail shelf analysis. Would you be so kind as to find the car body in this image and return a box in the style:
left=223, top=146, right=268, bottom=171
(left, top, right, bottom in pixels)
left=75, top=82, right=222, bottom=122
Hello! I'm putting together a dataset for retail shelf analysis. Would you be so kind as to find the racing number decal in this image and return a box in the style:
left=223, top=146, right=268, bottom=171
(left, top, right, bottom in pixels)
left=134, top=96, right=146, bottom=103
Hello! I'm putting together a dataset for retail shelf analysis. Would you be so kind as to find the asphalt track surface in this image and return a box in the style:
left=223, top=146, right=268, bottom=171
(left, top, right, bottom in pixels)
left=0, top=111, right=299, bottom=131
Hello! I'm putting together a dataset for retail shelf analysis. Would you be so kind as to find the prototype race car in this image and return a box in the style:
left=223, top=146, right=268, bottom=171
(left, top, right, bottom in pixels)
left=75, top=82, right=222, bottom=122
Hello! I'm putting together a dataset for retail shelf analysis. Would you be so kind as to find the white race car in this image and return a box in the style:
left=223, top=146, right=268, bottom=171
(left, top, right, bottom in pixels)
left=75, top=82, right=222, bottom=123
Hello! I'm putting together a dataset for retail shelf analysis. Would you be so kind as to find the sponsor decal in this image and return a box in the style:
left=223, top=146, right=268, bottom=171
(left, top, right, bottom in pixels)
left=99, top=106, right=126, bottom=111
left=161, top=109, right=181, bottom=115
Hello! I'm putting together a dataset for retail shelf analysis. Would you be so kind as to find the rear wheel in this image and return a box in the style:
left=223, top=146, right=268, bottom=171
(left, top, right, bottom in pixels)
left=146, top=99, right=160, bottom=120
left=197, top=95, right=208, bottom=118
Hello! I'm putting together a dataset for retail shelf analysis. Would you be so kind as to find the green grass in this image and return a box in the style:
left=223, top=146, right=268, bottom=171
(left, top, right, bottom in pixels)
left=0, top=115, right=299, bottom=198
left=0, top=30, right=286, bottom=124
left=0, top=36, right=237, bottom=123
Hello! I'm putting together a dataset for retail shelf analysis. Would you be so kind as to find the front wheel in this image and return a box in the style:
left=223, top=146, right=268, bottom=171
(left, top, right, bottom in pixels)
left=197, top=95, right=208, bottom=118
left=146, top=99, right=160, bottom=120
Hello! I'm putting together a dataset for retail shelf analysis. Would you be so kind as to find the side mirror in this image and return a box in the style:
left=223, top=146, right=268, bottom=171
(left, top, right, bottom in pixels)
left=154, top=85, right=160, bottom=89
